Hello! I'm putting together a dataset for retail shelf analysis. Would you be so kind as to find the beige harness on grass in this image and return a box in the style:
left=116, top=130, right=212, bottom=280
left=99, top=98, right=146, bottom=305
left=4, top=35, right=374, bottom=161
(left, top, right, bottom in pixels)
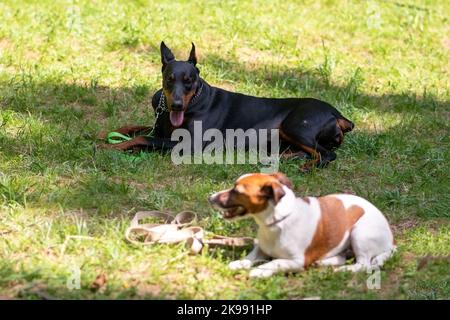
left=125, top=211, right=254, bottom=254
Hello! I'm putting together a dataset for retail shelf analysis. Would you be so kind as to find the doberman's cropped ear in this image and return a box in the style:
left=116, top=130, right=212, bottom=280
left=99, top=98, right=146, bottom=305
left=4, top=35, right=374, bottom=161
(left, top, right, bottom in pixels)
left=188, top=42, right=197, bottom=66
left=269, top=172, right=293, bottom=189
left=160, top=41, right=175, bottom=70
left=261, top=182, right=286, bottom=204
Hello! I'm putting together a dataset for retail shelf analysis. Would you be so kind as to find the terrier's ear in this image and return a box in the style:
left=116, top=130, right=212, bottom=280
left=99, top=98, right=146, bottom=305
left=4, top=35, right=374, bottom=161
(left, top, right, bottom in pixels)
left=269, top=172, right=293, bottom=189
left=261, top=182, right=286, bottom=204
left=188, top=42, right=197, bottom=66
left=160, top=41, right=175, bottom=70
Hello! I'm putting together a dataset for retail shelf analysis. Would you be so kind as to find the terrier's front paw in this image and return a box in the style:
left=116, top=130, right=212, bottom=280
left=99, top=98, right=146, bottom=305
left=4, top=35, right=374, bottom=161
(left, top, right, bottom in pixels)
left=249, top=267, right=274, bottom=278
left=229, top=260, right=252, bottom=270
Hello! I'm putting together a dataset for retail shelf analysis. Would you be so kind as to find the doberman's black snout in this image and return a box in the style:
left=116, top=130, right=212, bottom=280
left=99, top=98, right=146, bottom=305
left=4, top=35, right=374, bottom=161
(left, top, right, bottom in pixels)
left=171, top=100, right=183, bottom=111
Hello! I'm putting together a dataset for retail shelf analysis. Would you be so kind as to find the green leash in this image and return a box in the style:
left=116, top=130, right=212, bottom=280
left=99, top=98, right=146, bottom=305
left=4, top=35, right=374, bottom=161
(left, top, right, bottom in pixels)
left=105, top=91, right=170, bottom=145
left=106, top=132, right=132, bottom=144
left=105, top=84, right=204, bottom=146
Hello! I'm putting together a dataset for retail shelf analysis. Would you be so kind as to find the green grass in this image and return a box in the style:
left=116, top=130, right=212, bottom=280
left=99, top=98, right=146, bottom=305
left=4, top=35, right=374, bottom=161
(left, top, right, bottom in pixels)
left=0, top=0, right=449, bottom=299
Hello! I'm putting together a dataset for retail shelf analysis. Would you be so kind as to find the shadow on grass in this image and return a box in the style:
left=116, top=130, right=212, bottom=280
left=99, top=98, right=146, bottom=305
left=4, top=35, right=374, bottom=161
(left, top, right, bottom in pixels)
left=201, top=53, right=447, bottom=114
left=1, top=50, right=447, bottom=124
left=0, top=51, right=448, bottom=218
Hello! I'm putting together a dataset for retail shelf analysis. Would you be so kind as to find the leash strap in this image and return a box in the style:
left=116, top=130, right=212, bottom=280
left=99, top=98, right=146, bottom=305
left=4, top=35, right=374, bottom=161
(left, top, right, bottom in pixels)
left=125, top=211, right=200, bottom=245
left=125, top=210, right=254, bottom=254
left=107, top=132, right=132, bottom=144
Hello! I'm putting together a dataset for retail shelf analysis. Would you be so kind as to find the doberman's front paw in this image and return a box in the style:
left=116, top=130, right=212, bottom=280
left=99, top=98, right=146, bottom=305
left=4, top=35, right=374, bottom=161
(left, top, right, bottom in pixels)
left=96, top=143, right=126, bottom=151
left=96, top=131, right=109, bottom=140
left=97, top=143, right=114, bottom=150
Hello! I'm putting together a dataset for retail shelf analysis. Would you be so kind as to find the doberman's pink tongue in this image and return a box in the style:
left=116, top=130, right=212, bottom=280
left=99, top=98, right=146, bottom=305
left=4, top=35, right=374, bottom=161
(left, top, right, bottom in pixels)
left=170, top=110, right=184, bottom=127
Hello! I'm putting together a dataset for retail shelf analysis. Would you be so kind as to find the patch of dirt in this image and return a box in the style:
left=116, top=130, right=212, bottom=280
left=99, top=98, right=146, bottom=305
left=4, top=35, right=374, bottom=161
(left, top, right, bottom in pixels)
left=0, top=38, right=12, bottom=50
left=8, top=281, right=58, bottom=300
left=402, top=251, right=416, bottom=264
left=391, top=219, right=421, bottom=235
left=23, top=49, right=40, bottom=61
left=136, top=283, right=163, bottom=297
left=416, top=254, right=450, bottom=271
left=391, top=218, right=449, bottom=236
left=118, top=262, right=169, bottom=298
left=193, top=266, right=213, bottom=282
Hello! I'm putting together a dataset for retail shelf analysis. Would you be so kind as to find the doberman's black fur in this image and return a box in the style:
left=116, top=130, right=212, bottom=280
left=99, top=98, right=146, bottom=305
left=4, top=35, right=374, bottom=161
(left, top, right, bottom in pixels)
left=103, top=42, right=354, bottom=170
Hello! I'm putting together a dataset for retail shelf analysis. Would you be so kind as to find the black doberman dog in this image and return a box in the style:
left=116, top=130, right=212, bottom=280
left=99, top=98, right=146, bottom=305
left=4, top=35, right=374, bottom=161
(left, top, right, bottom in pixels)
left=102, top=42, right=354, bottom=171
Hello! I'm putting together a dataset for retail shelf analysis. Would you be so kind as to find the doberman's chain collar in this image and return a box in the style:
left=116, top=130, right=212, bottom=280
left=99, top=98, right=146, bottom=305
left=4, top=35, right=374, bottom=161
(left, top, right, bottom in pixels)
left=148, top=93, right=167, bottom=137
left=106, top=82, right=204, bottom=143
left=149, top=81, right=204, bottom=136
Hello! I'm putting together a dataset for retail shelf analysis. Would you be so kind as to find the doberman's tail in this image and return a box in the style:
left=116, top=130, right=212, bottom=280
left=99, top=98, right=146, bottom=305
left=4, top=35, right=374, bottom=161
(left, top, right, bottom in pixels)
left=336, top=115, right=354, bottom=133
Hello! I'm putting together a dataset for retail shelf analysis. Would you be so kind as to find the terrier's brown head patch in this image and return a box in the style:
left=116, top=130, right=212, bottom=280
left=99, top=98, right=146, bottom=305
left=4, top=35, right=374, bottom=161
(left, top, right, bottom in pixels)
left=209, top=173, right=293, bottom=219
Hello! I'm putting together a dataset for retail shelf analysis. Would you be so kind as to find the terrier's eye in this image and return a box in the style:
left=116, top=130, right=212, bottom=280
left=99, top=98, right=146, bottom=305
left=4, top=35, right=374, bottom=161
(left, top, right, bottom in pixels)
left=233, top=185, right=246, bottom=194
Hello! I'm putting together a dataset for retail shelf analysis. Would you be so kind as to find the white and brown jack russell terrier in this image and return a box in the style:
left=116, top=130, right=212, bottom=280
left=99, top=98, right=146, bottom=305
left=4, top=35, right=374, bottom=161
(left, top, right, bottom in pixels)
left=208, top=172, right=396, bottom=278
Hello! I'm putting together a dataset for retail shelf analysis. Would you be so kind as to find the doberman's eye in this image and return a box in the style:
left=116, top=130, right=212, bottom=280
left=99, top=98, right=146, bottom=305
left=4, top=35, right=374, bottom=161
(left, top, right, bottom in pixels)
left=184, top=78, right=192, bottom=90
